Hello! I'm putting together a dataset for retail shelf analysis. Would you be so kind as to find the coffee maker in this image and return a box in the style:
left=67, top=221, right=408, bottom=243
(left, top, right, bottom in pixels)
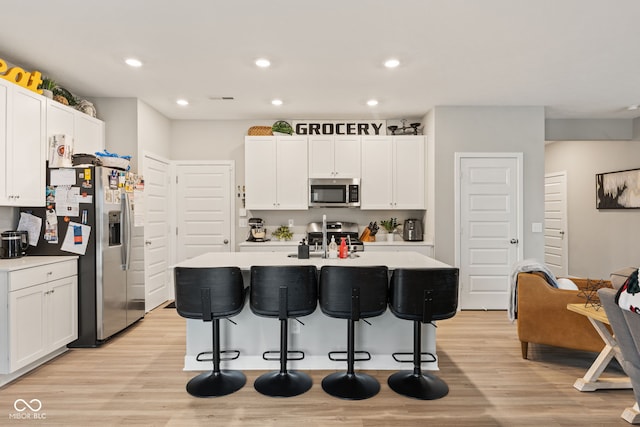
left=1, top=230, right=29, bottom=259
left=247, top=218, right=267, bottom=242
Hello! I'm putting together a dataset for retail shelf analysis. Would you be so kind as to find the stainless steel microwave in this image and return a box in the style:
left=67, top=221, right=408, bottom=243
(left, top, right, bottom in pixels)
left=309, top=178, right=360, bottom=208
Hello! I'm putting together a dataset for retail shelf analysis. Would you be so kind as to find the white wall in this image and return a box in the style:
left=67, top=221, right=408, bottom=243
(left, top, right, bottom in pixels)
left=137, top=100, right=170, bottom=163
left=90, top=97, right=138, bottom=169
left=545, top=140, right=640, bottom=278
left=0, top=207, right=17, bottom=230
left=431, top=106, right=546, bottom=266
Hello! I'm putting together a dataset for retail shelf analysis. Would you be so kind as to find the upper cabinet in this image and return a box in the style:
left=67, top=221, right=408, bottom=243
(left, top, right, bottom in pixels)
left=360, top=135, right=425, bottom=210
left=0, top=79, right=46, bottom=206
left=46, top=99, right=104, bottom=156
left=308, top=135, right=360, bottom=178
left=245, top=136, right=308, bottom=210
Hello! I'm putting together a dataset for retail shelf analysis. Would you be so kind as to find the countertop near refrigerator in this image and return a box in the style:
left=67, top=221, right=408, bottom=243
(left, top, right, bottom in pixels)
left=0, top=255, right=78, bottom=272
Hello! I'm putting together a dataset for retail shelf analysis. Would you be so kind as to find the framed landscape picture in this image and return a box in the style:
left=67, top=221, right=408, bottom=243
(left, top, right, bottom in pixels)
left=596, top=168, right=640, bottom=209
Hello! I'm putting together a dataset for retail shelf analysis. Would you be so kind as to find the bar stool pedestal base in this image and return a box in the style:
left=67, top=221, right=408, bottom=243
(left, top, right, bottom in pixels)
left=387, top=370, right=448, bottom=400
left=186, top=370, right=246, bottom=397
left=322, top=372, right=380, bottom=400
left=254, top=371, right=313, bottom=397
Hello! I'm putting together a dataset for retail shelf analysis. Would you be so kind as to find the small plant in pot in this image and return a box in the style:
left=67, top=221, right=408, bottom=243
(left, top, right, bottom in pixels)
left=272, top=225, right=293, bottom=241
left=380, top=218, right=398, bottom=242
left=40, top=77, right=57, bottom=99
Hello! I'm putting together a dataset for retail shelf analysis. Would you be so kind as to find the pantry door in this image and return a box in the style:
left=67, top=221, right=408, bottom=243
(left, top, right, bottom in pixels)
left=456, top=153, right=523, bottom=310
left=175, top=161, right=234, bottom=262
left=143, top=153, right=171, bottom=311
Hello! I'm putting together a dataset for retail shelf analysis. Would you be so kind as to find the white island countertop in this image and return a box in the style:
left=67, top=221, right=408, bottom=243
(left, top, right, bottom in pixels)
left=173, top=250, right=449, bottom=270
left=173, top=251, right=453, bottom=371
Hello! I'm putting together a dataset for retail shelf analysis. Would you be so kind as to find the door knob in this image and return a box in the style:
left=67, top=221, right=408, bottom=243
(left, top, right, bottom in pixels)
left=559, top=230, right=565, bottom=235
left=223, top=239, right=229, bottom=244
left=510, top=238, right=519, bottom=244
left=145, top=240, right=152, bottom=245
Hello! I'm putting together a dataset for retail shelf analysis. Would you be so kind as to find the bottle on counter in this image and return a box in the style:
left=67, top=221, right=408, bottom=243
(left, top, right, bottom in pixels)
left=298, top=238, right=309, bottom=259
left=339, top=237, right=348, bottom=259
left=328, top=235, right=338, bottom=258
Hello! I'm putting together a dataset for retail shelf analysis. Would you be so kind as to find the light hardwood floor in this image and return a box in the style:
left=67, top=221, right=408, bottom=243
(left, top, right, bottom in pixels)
left=0, top=304, right=633, bottom=426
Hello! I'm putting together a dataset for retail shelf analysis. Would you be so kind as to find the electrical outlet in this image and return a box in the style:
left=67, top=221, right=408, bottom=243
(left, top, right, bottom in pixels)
left=239, top=218, right=248, bottom=227
left=288, top=219, right=294, bottom=227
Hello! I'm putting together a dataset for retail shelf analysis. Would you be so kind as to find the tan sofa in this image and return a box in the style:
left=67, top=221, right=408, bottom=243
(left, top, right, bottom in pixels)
left=516, top=272, right=612, bottom=359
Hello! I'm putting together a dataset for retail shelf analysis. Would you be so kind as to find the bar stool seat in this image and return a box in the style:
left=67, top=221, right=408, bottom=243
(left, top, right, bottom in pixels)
left=319, top=265, right=389, bottom=400
left=174, top=267, right=246, bottom=397
left=250, top=265, right=318, bottom=397
left=387, top=268, right=459, bottom=400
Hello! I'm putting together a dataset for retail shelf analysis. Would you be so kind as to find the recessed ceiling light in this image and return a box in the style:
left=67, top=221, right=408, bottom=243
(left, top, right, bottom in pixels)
left=384, top=58, right=400, bottom=68
left=271, top=99, right=283, bottom=106
left=367, top=99, right=378, bottom=107
left=256, top=58, right=271, bottom=68
left=125, top=58, right=143, bottom=68
left=176, top=99, right=189, bottom=106
left=627, top=104, right=639, bottom=111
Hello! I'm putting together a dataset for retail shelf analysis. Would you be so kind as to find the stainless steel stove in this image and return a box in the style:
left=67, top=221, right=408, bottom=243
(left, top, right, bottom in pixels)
left=306, top=221, right=364, bottom=251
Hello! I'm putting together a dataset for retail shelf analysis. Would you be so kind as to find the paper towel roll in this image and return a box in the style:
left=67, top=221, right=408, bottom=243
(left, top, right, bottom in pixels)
left=49, top=134, right=73, bottom=167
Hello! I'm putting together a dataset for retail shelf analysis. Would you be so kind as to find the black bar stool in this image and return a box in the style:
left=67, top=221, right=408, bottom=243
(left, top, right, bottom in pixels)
left=174, top=267, right=246, bottom=398
left=387, top=268, right=459, bottom=400
left=319, top=265, right=389, bottom=400
left=250, top=265, right=318, bottom=397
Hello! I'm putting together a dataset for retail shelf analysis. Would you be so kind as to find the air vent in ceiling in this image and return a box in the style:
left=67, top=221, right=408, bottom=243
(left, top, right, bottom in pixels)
left=209, top=96, right=235, bottom=101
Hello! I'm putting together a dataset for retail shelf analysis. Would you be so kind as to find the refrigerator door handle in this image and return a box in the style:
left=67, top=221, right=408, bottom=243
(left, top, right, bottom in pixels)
left=121, top=192, right=132, bottom=270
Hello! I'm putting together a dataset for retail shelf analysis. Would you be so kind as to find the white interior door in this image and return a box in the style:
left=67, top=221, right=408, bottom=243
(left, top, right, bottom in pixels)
left=143, top=154, right=171, bottom=311
left=456, top=153, right=523, bottom=310
left=544, top=172, right=568, bottom=277
left=175, top=162, right=234, bottom=262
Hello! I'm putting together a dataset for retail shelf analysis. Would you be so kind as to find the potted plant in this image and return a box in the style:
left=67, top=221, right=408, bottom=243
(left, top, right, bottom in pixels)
left=272, top=120, right=293, bottom=135
left=380, top=218, right=398, bottom=242
left=40, top=77, right=57, bottom=99
left=272, top=225, right=293, bottom=241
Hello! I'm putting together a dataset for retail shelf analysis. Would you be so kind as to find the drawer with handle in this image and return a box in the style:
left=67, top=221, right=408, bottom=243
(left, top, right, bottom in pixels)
left=8, top=260, right=78, bottom=292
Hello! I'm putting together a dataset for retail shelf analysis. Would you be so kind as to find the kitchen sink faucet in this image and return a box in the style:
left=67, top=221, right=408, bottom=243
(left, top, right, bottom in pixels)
left=322, top=214, right=327, bottom=259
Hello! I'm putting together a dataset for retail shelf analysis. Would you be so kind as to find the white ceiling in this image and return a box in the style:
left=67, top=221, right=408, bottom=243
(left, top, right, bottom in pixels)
left=2, top=0, right=640, bottom=121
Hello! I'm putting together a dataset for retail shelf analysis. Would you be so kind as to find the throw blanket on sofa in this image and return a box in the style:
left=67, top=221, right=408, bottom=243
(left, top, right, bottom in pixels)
left=508, top=259, right=560, bottom=322
left=616, top=268, right=640, bottom=315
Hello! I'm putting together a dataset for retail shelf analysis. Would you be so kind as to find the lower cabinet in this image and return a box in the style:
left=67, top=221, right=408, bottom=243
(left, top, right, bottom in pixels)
left=0, top=258, right=78, bottom=376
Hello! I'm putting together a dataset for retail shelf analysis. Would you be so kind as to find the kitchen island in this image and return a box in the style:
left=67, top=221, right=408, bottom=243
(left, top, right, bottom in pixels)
left=173, top=251, right=451, bottom=371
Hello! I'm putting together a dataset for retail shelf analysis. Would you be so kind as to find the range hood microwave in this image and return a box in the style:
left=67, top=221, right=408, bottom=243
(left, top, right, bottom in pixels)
left=309, top=178, right=360, bottom=208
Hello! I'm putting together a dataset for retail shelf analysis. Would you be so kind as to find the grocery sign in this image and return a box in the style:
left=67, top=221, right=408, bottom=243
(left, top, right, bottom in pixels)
left=292, top=120, right=387, bottom=135
left=0, top=57, right=43, bottom=94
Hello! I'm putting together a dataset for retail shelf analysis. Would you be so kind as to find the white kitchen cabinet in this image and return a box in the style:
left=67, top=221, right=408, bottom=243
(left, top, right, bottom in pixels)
left=46, top=99, right=104, bottom=157
left=0, top=79, right=46, bottom=206
left=0, top=257, right=78, bottom=379
left=308, top=135, right=360, bottom=178
left=245, top=136, right=308, bottom=210
left=360, top=135, right=425, bottom=209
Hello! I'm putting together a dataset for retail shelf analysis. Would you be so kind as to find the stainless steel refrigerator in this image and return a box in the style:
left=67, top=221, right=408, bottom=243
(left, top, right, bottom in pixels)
left=20, top=165, right=144, bottom=347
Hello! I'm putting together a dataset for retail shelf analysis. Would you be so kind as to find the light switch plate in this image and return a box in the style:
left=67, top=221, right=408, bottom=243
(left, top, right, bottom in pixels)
left=531, top=222, right=543, bottom=233
left=239, top=218, right=248, bottom=228
left=288, top=219, right=294, bottom=227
